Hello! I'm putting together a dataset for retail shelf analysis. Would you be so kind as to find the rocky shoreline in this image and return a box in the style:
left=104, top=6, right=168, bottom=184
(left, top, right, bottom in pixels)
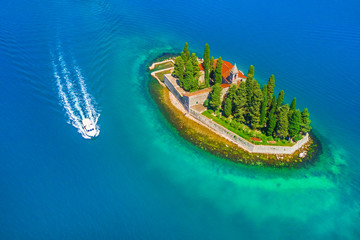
left=148, top=54, right=321, bottom=168
left=148, top=75, right=321, bottom=168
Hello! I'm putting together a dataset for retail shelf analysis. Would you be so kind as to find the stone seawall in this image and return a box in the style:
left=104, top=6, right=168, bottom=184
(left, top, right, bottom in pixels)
left=163, top=73, right=309, bottom=155
left=164, top=74, right=184, bottom=108
left=189, top=108, right=309, bottom=155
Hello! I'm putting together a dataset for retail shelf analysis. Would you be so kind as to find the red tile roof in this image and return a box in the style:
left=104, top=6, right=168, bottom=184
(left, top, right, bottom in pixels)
left=184, top=88, right=211, bottom=97
left=199, top=59, right=246, bottom=80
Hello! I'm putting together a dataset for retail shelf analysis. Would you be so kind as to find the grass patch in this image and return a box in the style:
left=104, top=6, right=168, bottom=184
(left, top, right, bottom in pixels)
left=152, top=62, right=174, bottom=71
left=155, top=69, right=172, bottom=82
left=148, top=77, right=319, bottom=168
left=202, top=110, right=294, bottom=146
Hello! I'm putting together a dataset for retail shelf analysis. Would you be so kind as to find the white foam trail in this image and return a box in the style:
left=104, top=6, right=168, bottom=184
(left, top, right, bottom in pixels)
left=51, top=60, right=90, bottom=139
left=58, top=54, right=85, bottom=119
left=74, top=64, right=98, bottom=123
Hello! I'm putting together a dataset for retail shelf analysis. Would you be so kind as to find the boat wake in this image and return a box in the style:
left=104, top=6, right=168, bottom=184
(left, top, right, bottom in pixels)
left=51, top=47, right=100, bottom=139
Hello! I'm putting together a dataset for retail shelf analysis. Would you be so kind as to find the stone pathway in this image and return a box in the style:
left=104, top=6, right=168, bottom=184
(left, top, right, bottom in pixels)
left=148, top=59, right=174, bottom=70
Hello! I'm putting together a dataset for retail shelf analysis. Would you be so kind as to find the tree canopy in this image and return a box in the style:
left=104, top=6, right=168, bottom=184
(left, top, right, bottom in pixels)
left=209, top=83, right=222, bottom=110
left=289, top=109, right=301, bottom=138
left=203, top=43, right=210, bottom=86
left=174, top=42, right=312, bottom=141
left=300, top=108, right=311, bottom=133
left=173, top=43, right=201, bottom=92
left=214, top=57, right=223, bottom=84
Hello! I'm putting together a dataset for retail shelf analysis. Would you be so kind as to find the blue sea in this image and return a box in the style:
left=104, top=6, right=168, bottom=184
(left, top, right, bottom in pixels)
left=1, top=0, right=360, bottom=239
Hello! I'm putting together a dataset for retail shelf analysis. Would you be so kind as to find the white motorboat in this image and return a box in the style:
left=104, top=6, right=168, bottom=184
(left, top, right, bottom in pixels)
left=82, top=118, right=98, bottom=138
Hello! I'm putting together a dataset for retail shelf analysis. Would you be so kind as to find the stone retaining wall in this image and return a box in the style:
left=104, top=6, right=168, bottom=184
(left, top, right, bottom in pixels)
left=164, top=74, right=184, bottom=108
left=189, top=108, right=309, bottom=155
left=163, top=73, right=309, bottom=155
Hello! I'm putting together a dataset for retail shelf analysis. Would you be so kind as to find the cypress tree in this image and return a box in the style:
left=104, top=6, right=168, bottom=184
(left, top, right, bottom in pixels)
left=249, top=81, right=263, bottom=129
left=276, top=104, right=289, bottom=139
left=227, top=85, right=237, bottom=101
left=276, top=90, right=285, bottom=109
left=203, top=43, right=210, bottom=86
left=223, top=97, right=232, bottom=118
left=289, top=109, right=301, bottom=138
left=191, top=53, right=200, bottom=80
left=300, top=108, right=312, bottom=133
left=235, top=108, right=246, bottom=123
left=233, top=83, right=246, bottom=122
left=248, top=65, right=255, bottom=78
left=267, top=74, right=275, bottom=104
left=209, top=83, right=222, bottom=110
left=260, top=84, right=268, bottom=125
left=173, top=56, right=184, bottom=81
left=183, top=61, right=193, bottom=91
left=181, top=51, right=186, bottom=62
left=270, top=95, right=277, bottom=111
left=245, top=77, right=253, bottom=109
left=209, top=56, right=215, bottom=80
left=214, top=57, right=223, bottom=84
left=183, top=42, right=190, bottom=61
left=290, top=98, right=296, bottom=111
left=267, top=109, right=277, bottom=136
left=266, top=96, right=277, bottom=136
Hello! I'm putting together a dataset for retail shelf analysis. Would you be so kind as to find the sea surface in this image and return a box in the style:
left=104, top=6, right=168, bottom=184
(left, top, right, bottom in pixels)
left=1, top=0, right=360, bottom=239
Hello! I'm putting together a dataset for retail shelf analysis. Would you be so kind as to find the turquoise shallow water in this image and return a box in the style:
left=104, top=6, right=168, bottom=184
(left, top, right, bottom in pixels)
left=0, top=0, right=360, bottom=239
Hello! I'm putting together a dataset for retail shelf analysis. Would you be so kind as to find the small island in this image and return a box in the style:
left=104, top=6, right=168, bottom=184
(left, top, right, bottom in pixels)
left=149, top=43, right=320, bottom=167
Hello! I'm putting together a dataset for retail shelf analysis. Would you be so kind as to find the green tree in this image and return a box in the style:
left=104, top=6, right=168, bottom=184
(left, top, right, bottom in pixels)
left=245, top=77, right=253, bottom=110
left=248, top=65, right=255, bottom=78
left=183, top=61, right=193, bottom=91
left=191, top=53, right=201, bottom=80
left=267, top=108, right=277, bottom=136
left=209, top=83, right=222, bottom=110
left=290, top=98, right=296, bottom=111
left=203, top=43, right=210, bottom=86
left=300, top=108, right=312, bottom=133
left=289, top=109, right=301, bottom=138
left=269, top=95, right=277, bottom=112
left=260, top=84, right=268, bottom=126
left=180, top=52, right=186, bottom=62
left=267, top=74, right=275, bottom=104
left=214, top=57, right=223, bottom=84
left=183, top=42, right=190, bottom=61
left=276, top=104, right=289, bottom=138
left=276, top=90, right=285, bottom=109
left=209, top=56, right=215, bottom=80
left=249, top=81, right=263, bottom=129
left=233, top=83, right=247, bottom=122
left=173, top=56, right=184, bottom=86
left=223, top=97, right=232, bottom=118
left=227, top=84, right=237, bottom=101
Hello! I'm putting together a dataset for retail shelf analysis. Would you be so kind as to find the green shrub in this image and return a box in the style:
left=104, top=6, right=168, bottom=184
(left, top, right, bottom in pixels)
left=203, top=99, right=209, bottom=107
left=230, top=120, right=240, bottom=129
left=207, top=109, right=214, bottom=114
left=225, top=118, right=230, bottom=124
left=294, top=134, right=302, bottom=142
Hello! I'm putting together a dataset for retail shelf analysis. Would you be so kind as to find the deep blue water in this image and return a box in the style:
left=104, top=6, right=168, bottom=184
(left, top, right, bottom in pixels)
left=1, top=0, right=360, bottom=239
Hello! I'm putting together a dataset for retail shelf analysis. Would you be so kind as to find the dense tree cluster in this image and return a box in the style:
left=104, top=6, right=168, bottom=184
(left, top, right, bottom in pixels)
left=173, top=43, right=223, bottom=91
left=208, top=65, right=311, bottom=140
left=172, top=42, right=201, bottom=92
